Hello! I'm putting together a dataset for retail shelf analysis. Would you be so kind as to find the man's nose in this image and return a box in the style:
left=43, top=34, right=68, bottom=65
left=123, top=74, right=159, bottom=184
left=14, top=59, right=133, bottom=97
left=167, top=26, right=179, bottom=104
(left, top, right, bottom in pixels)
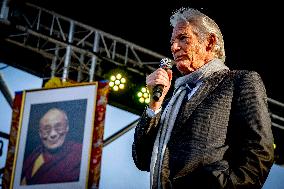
left=171, top=42, right=181, bottom=53
left=49, top=128, right=58, bottom=138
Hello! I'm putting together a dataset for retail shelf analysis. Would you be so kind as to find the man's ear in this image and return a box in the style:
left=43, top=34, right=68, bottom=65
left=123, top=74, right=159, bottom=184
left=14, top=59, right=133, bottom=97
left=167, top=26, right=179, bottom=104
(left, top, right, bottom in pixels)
left=206, top=33, right=217, bottom=51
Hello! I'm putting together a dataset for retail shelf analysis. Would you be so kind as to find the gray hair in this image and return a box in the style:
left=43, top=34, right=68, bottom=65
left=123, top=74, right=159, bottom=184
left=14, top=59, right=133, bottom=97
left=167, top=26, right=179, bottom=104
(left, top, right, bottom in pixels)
left=170, top=8, right=226, bottom=63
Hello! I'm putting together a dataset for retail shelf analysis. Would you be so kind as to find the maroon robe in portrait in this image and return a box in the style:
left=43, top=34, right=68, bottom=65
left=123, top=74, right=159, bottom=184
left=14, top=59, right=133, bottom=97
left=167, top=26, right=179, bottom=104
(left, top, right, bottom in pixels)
left=21, top=141, right=83, bottom=185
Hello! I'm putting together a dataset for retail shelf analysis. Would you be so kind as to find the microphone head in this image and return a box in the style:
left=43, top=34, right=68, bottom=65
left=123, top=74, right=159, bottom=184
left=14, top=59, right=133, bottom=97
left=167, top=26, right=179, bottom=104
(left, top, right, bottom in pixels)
left=160, top=58, right=174, bottom=69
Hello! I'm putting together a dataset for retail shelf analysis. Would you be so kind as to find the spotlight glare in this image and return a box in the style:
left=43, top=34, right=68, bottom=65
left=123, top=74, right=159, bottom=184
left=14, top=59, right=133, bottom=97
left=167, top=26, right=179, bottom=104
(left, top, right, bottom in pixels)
left=121, top=78, right=126, bottom=83
left=109, top=82, right=114, bottom=87
left=137, top=86, right=150, bottom=104
left=137, top=92, right=142, bottom=97
left=115, top=80, right=120, bottom=85
left=113, top=85, right=119, bottom=91
left=143, top=93, right=148, bottom=98
left=109, top=72, right=127, bottom=91
left=139, top=97, right=145, bottom=103
left=110, top=75, right=116, bottom=81
left=119, top=84, right=125, bottom=89
left=116, top=74, right=122, bottom=79
left=145, top=98, right=150, bottom=103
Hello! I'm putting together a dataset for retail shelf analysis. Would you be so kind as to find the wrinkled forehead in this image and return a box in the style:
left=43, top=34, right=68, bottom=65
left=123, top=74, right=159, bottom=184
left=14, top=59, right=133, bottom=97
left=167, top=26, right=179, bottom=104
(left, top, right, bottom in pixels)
left=40, top=109, right=67, bottom=127
left=171, top=21, right=194, bottom=40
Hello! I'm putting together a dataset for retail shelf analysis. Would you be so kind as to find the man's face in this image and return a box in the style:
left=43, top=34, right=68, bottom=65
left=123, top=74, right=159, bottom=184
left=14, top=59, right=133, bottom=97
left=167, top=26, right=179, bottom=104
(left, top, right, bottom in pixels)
left=170, top=21, right=209, bottom=75
left=39, top=109, right=69, bottom=150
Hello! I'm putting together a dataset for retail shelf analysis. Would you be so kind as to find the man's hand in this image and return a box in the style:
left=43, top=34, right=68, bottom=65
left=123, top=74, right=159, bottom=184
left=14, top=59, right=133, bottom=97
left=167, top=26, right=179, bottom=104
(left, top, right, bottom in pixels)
left=146, top=68, right=172, bottom=111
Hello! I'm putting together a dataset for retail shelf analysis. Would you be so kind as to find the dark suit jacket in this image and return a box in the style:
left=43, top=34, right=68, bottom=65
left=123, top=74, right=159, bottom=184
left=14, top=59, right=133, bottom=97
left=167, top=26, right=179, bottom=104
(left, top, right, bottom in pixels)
left=132, top=69, right=274, bottom=189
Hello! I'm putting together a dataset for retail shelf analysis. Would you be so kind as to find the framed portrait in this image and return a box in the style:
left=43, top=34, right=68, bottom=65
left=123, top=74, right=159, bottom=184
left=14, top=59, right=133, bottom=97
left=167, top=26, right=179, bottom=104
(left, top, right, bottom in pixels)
left=10, top=83, right=98, bottom=189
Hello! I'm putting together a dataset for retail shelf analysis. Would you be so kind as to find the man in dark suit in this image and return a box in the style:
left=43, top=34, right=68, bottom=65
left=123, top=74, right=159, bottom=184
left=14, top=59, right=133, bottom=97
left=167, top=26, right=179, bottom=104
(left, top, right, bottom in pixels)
left=132, top=7, right=274, bottom=189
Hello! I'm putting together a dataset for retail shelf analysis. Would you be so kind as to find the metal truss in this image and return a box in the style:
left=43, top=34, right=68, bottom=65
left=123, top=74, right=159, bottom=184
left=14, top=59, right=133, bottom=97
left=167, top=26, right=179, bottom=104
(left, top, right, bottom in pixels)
left=1, top=1, right=284, bottom=151
left=0, top=2, right=166, bottom=82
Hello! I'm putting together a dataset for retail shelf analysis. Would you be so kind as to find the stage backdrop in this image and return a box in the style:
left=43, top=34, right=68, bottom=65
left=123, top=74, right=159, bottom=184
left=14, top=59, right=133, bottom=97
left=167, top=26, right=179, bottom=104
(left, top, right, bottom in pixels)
left=3, top=79, right=109, bottom=189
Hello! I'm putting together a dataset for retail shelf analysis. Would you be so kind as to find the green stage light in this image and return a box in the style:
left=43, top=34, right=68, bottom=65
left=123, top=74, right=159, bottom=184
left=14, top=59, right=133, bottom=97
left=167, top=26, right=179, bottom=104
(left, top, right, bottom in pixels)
left=137, top=87, right=150, bottom=104
left=109, top=73, right=126, bottom=91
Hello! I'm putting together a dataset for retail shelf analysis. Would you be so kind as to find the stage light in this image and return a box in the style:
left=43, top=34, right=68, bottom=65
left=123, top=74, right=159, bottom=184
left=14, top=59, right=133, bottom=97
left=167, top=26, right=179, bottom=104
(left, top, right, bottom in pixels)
left=109, top=73, right=126, bottom=91
left=137, top=87, right=150, bottom=104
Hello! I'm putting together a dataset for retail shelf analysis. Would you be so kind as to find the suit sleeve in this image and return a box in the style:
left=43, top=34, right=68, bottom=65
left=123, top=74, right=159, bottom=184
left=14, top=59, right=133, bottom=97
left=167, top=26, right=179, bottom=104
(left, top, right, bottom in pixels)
left=202, top=71, right=275, bottom=189
left=132, top=108, right=162, bottom=171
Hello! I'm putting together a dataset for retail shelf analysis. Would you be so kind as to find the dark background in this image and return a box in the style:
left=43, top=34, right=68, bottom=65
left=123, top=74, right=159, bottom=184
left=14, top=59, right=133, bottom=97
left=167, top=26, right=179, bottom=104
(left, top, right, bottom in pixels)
left=17, top=0, right=283, bottom=104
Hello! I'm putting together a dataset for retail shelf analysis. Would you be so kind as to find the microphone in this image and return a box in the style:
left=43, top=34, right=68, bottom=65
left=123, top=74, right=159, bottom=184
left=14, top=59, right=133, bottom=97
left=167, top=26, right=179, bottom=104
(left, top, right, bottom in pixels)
left=152, top=58, right=174, bottom=101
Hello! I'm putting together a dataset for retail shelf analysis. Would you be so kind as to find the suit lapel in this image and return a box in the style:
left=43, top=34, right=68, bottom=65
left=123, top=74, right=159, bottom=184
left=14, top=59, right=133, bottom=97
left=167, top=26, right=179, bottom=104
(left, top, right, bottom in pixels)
left=177, top=69, right=229, bottom=126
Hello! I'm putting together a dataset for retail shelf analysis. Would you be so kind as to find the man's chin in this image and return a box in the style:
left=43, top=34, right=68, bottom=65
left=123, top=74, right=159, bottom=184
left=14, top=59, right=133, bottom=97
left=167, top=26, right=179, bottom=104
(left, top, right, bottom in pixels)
left=43, top=142, right=64, bottom=152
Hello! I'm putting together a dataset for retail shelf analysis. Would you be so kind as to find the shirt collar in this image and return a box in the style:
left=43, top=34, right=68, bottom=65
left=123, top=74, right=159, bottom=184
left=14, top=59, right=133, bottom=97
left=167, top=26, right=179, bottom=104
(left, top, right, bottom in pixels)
left=174, top=58, right=229, bottom=89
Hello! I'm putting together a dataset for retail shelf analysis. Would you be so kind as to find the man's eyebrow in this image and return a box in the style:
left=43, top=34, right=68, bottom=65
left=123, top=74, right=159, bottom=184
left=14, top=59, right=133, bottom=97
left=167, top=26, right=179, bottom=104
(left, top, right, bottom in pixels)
left=40, top=125, right=51, bottom=130
left=54, top=122, right=66, bottom=127
left=170, top=32, right=188, bottom=43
